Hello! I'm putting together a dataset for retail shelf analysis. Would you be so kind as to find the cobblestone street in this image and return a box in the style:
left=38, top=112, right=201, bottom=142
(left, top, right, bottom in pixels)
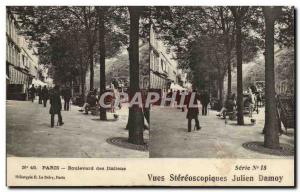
left=6, top=100, right=149, bottom=158
left=150, top=105, right=294, bottom=158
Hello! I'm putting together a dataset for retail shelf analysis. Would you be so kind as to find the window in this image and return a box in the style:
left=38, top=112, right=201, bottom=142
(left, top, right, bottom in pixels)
left=161, top=59, right=165, bottom=72
left=10, top=20, right=13, bottom=38
left=15, top=52, right=17, bottom=66
left=12, top=48, right=14, bottom=65
left=7, top=17, right=11, bottom=36
left=13, top=22, right=16, bottom=42
left=6, top=43, right=8, bottom=61
left=15, top=28, right=18, bottom=44
left=22, top=55, right=25, bottom=67
left=16, top=51, right=19, bottom=66
left=151, top=53, right=155, bottom=70
left=6, top=16, right=9, bottom=34
left=9, top=46, right=12, bottom=64
left=11, top=46, right=13, bottom=64
left=8, top=45, right=11, bottom=63
left=13, top=48, right=16, bottom=65
left=14, top=48, right=16, bottom=65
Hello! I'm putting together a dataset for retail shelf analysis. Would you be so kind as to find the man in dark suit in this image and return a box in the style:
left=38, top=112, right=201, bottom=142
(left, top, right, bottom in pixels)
left=41, top=85, right=49, bottom=107
left=200, top=91, right=210, bottom=116
left=186, top=88, right=201, bottom=132
left=62, top=86, right=72, bottom=111
left=49, top=85, right=64, bottom=128
left=37, top=85, right=42, bottom=104
left=28, top=84, right=36, bottom=102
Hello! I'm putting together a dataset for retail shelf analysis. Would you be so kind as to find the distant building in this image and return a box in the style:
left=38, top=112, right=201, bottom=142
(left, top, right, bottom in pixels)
left=150, top=25, right=185, bottom=92
left=6, top=9, right=45, bottom=100
left=150, top=27, right=190, bottom=92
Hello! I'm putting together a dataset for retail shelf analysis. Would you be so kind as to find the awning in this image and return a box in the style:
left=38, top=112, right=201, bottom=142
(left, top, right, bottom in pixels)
left=170, top=83, right=185, bottom=91
left=32, top=79, right=47, bottom=87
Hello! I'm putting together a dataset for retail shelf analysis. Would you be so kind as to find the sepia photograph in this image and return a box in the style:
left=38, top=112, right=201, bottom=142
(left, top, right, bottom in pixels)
left=149, top=6, right=295, bottom=158
left=5, top=4, right=296, bottom=187
left=6, top=6, right=150, bottom=158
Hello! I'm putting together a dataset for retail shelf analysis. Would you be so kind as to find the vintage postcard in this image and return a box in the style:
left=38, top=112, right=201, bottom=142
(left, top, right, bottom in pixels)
left=5, top=5, right=295, bottom=187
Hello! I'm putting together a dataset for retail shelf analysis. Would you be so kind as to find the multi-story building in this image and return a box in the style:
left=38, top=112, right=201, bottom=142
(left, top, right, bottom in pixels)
left=150, top=25, right=183, bottom=92
left=6, top=9, right=43, bottom=100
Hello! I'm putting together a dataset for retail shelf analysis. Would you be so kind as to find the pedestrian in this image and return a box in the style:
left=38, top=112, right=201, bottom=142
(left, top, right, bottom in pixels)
left=247, top=87, right=255, bottom=118
left=63, top=86, right=72, bottom=111
left=166, top=89, right=173, bottom=106
left=186, top=88, right=201, bottom=132
left=175, top=90, right=180, bottom=109
left=257, top=92, right=263, bottom=107
left=37, top=85, right=42, bottom=104
left=200, top=91, right=210, bottom=116
left=41, top=85, right=49, bottom=107
left=82, top=91, right=98, bottom=114
left=112, top=84, right=121, bottom=112
left=49, top=85, right=64, bottom=128
left=142, top=89, right=149, bottom=130
left=28, top=84, right=36, bottom=102
left=181, top=90, right=187, bottom=112
left=217, top=93, right=236, bottom=119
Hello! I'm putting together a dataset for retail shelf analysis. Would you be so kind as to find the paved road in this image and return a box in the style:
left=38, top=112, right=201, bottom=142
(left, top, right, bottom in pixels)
left=149, top=105, right=294, bottom=158
left=6, top=99, right=149, bottom=158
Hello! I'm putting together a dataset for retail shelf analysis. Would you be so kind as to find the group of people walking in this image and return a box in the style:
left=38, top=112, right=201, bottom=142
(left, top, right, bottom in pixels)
left=28, top=84, right=72, bottom=128
left=28, top=85, right=50, bottom=107
left=165, top=88, right=211, bottom=132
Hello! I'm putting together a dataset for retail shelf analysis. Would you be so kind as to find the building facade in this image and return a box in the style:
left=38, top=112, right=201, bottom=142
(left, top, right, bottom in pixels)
left=6, top=9, right=43, bottom=100
left=150, top=26, right=184, bottom=92
left=150, top=27, right=188, bottom=92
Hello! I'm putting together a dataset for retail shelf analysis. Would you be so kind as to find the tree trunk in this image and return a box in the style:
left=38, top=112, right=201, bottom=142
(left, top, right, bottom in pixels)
left=75, top=32, right=86, bottom=101
left=226, top=48, right=232, bottom=95
left=80, top=67, right=86, bottom=100
left=127, top=7, right=144, bottom=145
left=88, top=44, right=94, bottom=91
left=97, top=7, right=107, bottom=120
left=263, top=7, right=281, bottom=149
left=235, top=17, right=244, bottom=125
left=218, top=72, right=224, bottom=105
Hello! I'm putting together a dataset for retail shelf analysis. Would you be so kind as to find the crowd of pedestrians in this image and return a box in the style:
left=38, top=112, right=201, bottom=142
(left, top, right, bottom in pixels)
left=164, top=83, right=264, bottom=132
left=27, top=84, right=73, bottom=128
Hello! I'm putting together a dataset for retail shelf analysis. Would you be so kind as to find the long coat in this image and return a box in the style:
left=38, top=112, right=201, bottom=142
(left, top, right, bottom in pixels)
left=200, top=92, right=210, bottom=105
left=41, top=88, right=49, bottom=100
left=62, top=88, right=72, bottom=100
left=186, top=92, right=201, bottom=119
left=49, top=91, right=62, bottom=114
left=37, top=87, right=42, bottom=96
left=28, top=87, right=36, bottom=97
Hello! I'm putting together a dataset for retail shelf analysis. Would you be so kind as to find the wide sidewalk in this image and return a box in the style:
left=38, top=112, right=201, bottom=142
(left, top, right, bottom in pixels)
left=150, top=105, right=294, bottom=158
left=6, top=99, right=149, bottom=158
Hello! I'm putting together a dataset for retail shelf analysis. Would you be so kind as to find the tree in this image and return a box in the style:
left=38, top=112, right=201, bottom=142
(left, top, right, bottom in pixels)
left=96, top=7, right=108, bottom=120
left=230, top=7, right=249, bottom=125
left=63, top=7, right=98, bottom=91
left=96, top=6, right=129, bottom=120
left=263, top=7, right=282, bottom=149
left=127, top=6, right=145, bottom=145
left=12, top=6, right=92, bottom=96
left=14, top=6, right=126, bottom=101
left=183, top=36, right=228, bottom=103
left=217, top=7, right=235, bottom=95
